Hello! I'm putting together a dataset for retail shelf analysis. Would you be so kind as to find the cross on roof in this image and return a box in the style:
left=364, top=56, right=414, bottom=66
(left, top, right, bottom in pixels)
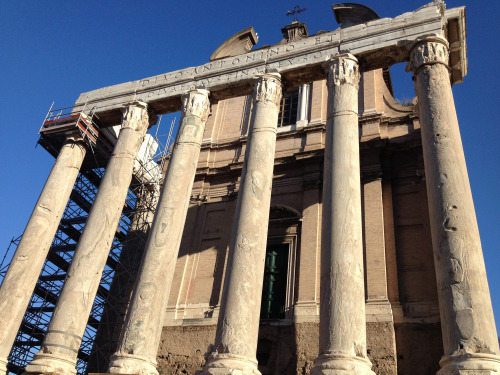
left=286, top=5, right=306, bottom=22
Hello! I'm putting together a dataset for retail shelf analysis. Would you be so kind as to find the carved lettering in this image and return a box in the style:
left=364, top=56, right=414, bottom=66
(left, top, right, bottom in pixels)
left=232, top=58, right=240, bottom=65
left=269, top=48, right=279, bottom=56
left=286, top=45, right=295, bottom=52
left=246, top=55, right=256, bottom=62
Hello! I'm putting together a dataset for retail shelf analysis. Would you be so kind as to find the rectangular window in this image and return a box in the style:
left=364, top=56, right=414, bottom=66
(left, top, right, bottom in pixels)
left=277, top=91, right=299, bottom=127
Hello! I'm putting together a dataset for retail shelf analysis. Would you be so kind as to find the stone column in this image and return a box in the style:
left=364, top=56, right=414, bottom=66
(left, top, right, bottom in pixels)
left=108, top=89, right=210, bottom=375
left=86, top=185, right=160, bottom=374
left=312, top=54, right=375, bottom=375
left=200, top=72, right=282, bottom=375
left=24, top=101, right=155, bottom=375
left=410, top=37, right=500, bottom=374
left=0, top=137, right=86, bottom=375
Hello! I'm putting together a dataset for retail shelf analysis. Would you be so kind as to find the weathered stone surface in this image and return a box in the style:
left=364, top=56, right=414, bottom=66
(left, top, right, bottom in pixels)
left=0, top=137, right=86, bottom=375
left=155, top=322, right=397, bottom=375
left=86, top=187, right=160, bottom=374
left=312, top=54, right=374, bottom=375
left=200, top=73, right=282, bottom=375
left=395, top=323, right=443, bottom=375
left=411, top=37, right=500, bottom=374
left=24, top=102, right=154, bottom=375
left=108, top=89, right=211, bottom=375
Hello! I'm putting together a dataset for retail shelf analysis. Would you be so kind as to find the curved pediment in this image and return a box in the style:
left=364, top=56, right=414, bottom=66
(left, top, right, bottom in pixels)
left=210, top=27, right=258, bottom=61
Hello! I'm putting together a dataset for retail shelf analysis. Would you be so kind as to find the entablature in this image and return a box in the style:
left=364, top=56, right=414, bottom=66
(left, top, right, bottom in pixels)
left=74, top=2, right=466, bottom=127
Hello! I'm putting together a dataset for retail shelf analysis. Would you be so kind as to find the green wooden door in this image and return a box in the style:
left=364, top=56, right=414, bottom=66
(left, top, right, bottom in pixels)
left=260, top=244, right=289, bottom=319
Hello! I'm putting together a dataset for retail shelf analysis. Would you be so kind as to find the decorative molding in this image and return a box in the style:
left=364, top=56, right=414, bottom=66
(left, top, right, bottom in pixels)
left=121, top=101, right=151, bottom=131
left=74, top=3, right=466, bottom=122
left=181, top=89, right=210, bottom=122
left=324, top=54, right=360, bottom=90
left=409, top=37, right=449, bottom=73
left=252, top=73, right=282, bottom=108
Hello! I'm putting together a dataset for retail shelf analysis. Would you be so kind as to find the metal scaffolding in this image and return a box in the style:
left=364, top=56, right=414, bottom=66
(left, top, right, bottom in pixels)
left=0, top=104, right=176, bottom=374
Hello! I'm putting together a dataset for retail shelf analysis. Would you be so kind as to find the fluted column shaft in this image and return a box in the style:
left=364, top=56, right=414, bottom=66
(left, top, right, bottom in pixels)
left=410, top=37, right=500, bottom=375
left=0, top=137, right=86, bottom=375
left=201, top=73, right=282, bottom=375
left=108, top=89, right=210, bottom=375
left=25, top=101, right=155, bottom=375
left=312, top=54, right=374, bottom=375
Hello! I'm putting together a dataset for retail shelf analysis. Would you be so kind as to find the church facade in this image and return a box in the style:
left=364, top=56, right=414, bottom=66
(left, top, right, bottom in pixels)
left=1, top=2, right=499, bottom=375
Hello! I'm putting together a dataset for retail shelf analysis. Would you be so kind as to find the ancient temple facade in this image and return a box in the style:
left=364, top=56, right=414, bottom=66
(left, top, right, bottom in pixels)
left=1, top=2, right=499, bottom=375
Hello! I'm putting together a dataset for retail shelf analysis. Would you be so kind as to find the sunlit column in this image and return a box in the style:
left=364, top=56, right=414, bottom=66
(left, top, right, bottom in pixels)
left=108, top=89, right=210, bottom=375
left=410, top=36, right=500, bottom=375
left=200, top=72, right=282, bottom=375
left=0, top=136, right=86, bottom=375
left=24, top=101, right=156, bottom=375
left=312, top=54, right=375, bottom=375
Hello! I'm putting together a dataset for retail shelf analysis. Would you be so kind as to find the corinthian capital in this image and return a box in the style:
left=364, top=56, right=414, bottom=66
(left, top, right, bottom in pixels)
left=121, top=101, right=154, bottom=132
left=409, top=36, right=449, bottom=73
left=324, top=54, right=360, bottom=90
left=252, top=73, right=282, bottom=108
left=181, top=89, right=211, bottom=122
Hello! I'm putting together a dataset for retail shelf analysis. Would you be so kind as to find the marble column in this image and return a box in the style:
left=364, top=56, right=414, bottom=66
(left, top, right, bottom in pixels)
left=200, top=72, right=282, bottom=375
left=86, top=185, right=160, bottom=374
left=312, top=54, right=375, bottom=375
left=0, top=137, right=86, bottom=375
left=24, top=101, right=156, bottom=375
left=108, top=89, right=210, bottom=375
left=410, top=36, right=500, bottom=374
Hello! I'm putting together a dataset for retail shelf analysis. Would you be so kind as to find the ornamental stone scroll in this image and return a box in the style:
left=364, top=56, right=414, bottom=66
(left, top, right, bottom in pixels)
left=252, top=72, right=282, bottom=108
left=324, top=53, right=360, bottom=90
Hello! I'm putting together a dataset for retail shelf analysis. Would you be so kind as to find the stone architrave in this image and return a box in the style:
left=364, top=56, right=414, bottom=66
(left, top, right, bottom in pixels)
left=311, top=54, right=375, bottom=375
left=0, top=137, right=86, bottom=375
left=24, top=101, right=156, bottom=375
left=409, top=37, right=500, bottom=375
left=200, top=72, right=282, bottom=375
left=108, top=89, right=211, bottom=375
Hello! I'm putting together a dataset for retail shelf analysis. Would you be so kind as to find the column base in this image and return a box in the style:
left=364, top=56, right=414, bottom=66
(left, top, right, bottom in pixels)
left=438, top=353, right=500, bottom=375
left=0, top=357, right=7, bottom=375
left=311, top=354, right=375, bottom=375
left=198, top=353, right=261, bottom=375
left=24, top=353, right=76, bottom=375
left=108, top=352, right=158, bottom=375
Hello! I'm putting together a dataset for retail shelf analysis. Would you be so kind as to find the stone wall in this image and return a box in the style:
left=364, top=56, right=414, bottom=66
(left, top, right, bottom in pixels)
left=157, top=321, right=406, bottom=375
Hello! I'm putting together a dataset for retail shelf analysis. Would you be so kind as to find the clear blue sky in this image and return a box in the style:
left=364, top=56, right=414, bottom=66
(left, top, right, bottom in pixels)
left=1, top=0, right=499, bottom=332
